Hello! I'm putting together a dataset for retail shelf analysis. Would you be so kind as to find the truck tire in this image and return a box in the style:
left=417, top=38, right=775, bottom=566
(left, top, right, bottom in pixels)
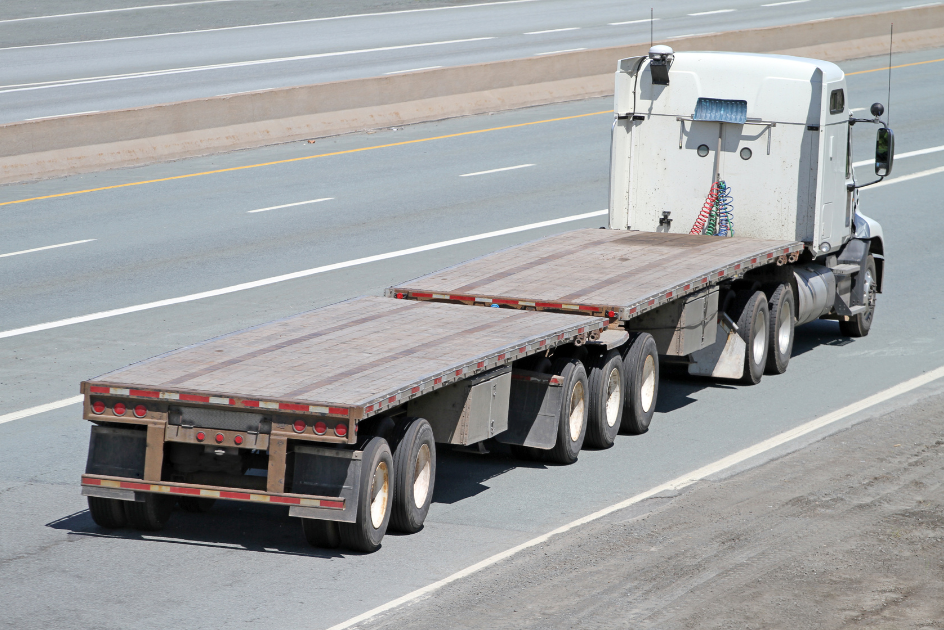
left=839, top=254, right=878, bottom=337
left=389, top=418, right=436, bottom=534
left=765, top=284, right=795, bottom=375
left=339, top=437, right=393, bottom=553
left=737, top=290, right=770, bottom=385
left=302, top=519, right=341, bottom=549
left=87, top=496, right=128, bottom=529
left=546, top=358, right=588, bottom=465
left=125, top=493, right=175, bottom=531
left=585, top=349, right=624, bottom=448
left=620, top=333, right=659, bottom=435
left=177, top=497, right=215, bottom=513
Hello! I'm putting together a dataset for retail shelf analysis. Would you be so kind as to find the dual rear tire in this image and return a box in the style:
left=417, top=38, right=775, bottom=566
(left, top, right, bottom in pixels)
left=87, top=493, right=175, bottom=531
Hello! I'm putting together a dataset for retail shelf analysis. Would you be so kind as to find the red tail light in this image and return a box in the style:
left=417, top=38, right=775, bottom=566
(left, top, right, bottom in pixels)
left=335, top=423, right=348, bottom=437
left=234, top=435, right=244, bottom=445
left=133, top=404, right=147, bottom=418
left=292, top=420, right=306, bottom=433
left=196, top=432, right=205, bottom=442
left=113, top=403, right=126, bottom=416
left=313, top=421, right=327, bottom=435
left=215, top=433, right=224, bottom=443
left=92, top=401, right=105, bottom=414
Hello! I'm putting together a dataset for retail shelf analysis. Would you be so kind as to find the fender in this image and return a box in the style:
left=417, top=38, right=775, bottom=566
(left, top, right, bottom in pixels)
left=853, top=211, right=885, bottom=293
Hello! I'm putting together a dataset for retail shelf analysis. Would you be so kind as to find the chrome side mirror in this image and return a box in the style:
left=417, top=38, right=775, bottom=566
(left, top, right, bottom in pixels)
left=875, top=127, right=894, bottom=177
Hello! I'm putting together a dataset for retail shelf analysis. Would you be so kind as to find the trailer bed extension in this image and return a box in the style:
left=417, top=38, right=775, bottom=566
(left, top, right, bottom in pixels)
left=387, top=229, right=804, bottom=321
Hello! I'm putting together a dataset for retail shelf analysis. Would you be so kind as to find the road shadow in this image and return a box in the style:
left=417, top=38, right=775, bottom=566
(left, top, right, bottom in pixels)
left=432, top=442, right=545, bottom=505
left=46, top=501, right=344, bottom=558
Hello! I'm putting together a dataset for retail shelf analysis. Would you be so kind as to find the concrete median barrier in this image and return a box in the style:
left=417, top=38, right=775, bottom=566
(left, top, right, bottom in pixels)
left=2, top=5, right=943, bottom=185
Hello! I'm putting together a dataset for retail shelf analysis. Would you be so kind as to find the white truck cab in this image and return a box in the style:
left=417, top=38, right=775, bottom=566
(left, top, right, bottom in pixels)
left=609, top=48, right=888, bottom=337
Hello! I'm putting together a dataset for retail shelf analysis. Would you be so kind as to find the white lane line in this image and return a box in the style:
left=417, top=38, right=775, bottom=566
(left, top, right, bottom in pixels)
left=384, top=66, right=442, bottom=75
left=609, top=18, right=659, bottom=25
left=0, top=396, right=84, bottom=426
left=535, top=48, right=586, bottom=55
left=853, top=143, right=944, bottom=167
left=247, top=198, right=333, bottom=213
left=460, top=164, right=534, bottom=177
left=689, top=9, right=735, bottom=15
left=0, top=37, right=494, bottom=94
left=761, top=0, right=809, bottom=6
left=668, top=32, right=717, bottom=39
left=861, top=165, right=944, bottom=189
left=0, top=1, right=244, bottom=24
left=216, top=89, right=275, bottom=96
left=0, top=0, right=540, bottom=52
left=326, top=364, right=944, bottom=630
left=0, top=210, right=607, bottom=340
left=0, top=239, right=96, bottom=258
left=25, top=111, right=99, bottom=120
left=523, top=27, right=579, bottom=35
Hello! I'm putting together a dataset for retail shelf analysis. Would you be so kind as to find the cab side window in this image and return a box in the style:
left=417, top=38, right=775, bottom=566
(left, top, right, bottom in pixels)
left=829, top=89, right=845, bottom=115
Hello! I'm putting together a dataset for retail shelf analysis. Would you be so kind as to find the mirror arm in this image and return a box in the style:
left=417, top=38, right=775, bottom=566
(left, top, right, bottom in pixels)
left=848, top=176, right=885, bottom=191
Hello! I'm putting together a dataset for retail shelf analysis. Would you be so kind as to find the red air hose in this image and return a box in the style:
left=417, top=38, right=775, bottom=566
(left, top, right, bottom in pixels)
left=691, top=182, right=721, bottom=235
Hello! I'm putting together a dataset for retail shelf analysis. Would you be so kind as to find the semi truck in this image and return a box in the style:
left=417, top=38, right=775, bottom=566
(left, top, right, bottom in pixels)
left=79, top=48, right=891, bottom=553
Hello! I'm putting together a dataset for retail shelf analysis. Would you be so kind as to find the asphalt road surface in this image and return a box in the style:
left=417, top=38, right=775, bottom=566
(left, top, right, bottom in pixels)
left=0, top=0, right=917, bottom=123
left=1, top=46, right=943, bottom=629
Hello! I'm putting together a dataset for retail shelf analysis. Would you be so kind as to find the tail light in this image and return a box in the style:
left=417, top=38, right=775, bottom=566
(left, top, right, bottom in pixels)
left=292, top=420, right=306, bottom=433
left=196, top=431, right=206, bottom=442
left=234, top=435, right=244, bottom=446
left=335, top=423, right=347, bottom=437
left=92, top=401, right=105, bottom=414
left=313, top=421, right=327, bottom=435
left=215, top=433, right=224, bottom=444
left=113, top=403, right=126, bottom=416
left=133, top=404, right=147, bottom=418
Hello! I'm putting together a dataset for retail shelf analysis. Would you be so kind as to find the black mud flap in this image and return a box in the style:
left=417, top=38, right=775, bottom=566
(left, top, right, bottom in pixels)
left=288, top=445, right=362, bottom=523
left=85, top=425, right=147, bottom=479
left=494, top=369, right=563, bottom=449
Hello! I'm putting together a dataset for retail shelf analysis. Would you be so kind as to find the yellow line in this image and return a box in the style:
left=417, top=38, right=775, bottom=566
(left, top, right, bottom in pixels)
left=0, top=110, right=612, bottom=208
left=846, top=57, right=944, bottom=75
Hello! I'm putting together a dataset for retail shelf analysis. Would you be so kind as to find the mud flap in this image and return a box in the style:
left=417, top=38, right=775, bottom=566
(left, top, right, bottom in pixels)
left=289, top=446, right=362, bottom=523
left=494, top=369, right=564, bottom=449
left=687, top=314, right=746, bottom=380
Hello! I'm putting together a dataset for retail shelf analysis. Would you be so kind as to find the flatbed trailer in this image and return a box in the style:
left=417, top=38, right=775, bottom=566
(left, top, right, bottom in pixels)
left=78, top=49, right=890, bottom=553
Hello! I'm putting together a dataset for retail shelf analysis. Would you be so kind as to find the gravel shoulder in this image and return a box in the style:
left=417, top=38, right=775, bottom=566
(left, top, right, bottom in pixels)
left=359, top=389, right=944, bottom=629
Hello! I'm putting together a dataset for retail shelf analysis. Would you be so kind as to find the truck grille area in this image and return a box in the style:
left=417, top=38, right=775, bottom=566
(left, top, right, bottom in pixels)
left=169, top=406, right=270, bottom=433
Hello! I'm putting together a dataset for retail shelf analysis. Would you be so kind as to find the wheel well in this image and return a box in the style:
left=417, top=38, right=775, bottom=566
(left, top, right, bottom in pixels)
left=869, top=237, right=885, bottom=293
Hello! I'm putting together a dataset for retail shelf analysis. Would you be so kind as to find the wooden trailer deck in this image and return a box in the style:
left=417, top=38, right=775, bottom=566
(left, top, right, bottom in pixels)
left=387, top=229, right=804, bottom=321
left=83, top=296, right=607, bottom=424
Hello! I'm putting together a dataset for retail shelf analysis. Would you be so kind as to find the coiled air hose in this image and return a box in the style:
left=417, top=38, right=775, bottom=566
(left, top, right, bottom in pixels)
left=690, top=180, right=734, bottom=236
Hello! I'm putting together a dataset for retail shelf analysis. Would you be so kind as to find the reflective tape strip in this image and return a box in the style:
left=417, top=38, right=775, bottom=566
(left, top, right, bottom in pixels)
left=81, top=477, right=339, bottom=508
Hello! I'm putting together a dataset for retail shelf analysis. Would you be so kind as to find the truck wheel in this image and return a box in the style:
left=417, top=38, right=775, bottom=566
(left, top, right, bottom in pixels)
left=546, top=358, right=588, bottom=465
left=87, top=496, right=128, bottom=529
left=765, top=284, right=795, bottom=375
left=390, top=418, right=436, bottom=534
left=839, top=254, right=878, bottom=337
left=737, top=290, right=770, bottom=385
left=125, top=493, right=175, bottom=531
left=301, top=519, right=341, bottom=549
left=620, top=333, right=659, bottom=435
left=177, top=497, right=215, bottom=513
left=339, top=437, right=393, bottom=553
left=585, top=349, right=624, bottom=448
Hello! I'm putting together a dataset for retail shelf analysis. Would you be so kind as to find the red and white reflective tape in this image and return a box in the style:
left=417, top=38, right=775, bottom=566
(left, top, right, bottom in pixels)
left=87, top=386, right=349, bottom=417
left=82, top=476, right=344, bottom=509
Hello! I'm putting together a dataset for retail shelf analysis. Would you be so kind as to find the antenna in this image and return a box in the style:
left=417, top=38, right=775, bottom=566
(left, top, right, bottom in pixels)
left=887, top=23, right=893, bottom=126
left=650, top=8, right=653, bottom=48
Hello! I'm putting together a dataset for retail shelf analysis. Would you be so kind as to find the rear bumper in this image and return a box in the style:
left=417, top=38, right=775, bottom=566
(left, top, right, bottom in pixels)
left=81, top=474, right=355, bottom=522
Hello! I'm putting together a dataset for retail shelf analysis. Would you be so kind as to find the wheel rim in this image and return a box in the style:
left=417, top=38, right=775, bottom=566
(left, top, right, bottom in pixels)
left=605, top=367, right=621, bottom=427
left=753, top=311, right=767, bottom=365
left=863, top=268, right=876, bottom=322
left=369, top=460, right=389, bottom=529
left=412, top=443, right=432, bottom=509
left=640, top=354, right=655, bottom=413
left=777, top=302, right=792, bottom=355
left=569, top=380, right=585, bottom=442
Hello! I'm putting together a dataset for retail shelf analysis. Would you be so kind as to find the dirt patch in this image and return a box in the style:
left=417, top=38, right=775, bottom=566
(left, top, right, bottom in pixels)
left=360, top=394, right=944, bottom=629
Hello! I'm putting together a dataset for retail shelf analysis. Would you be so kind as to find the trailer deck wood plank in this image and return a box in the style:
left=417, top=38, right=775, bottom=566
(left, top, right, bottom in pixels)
left=86, top=296, right=606, bottom=419
left=388, top=229, right=803, bottom=319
